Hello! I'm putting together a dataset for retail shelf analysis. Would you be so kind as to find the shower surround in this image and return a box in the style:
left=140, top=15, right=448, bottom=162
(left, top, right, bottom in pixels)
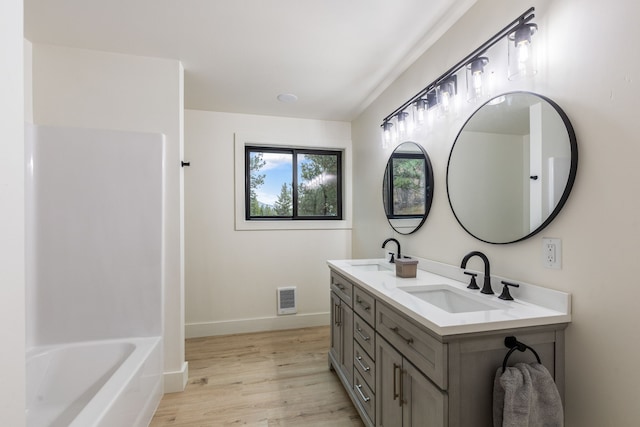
left=25, top=124, right=164, bottom=426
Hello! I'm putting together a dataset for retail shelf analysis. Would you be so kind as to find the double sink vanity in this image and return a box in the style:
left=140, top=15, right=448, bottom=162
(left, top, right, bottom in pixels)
left=338, top=41, right=578, bottom=424
left=327, top=257, right=571, bottom=427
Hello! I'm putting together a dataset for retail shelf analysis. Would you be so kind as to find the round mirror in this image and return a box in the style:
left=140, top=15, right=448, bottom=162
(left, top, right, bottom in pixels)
left=447, top=92, right=577, bottom=244
left=383, top=141, right=434, bottom=235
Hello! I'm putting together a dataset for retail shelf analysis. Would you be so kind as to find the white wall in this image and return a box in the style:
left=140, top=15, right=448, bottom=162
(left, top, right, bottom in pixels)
left=0, top=1, right=25, bottom=425
left=30, top=44, right=187, bottom=391
left=448, top=131, right=527, bottom=241
left=184, top=110, right=352, bottom=337
left=351, top=0, right=640, bottom=425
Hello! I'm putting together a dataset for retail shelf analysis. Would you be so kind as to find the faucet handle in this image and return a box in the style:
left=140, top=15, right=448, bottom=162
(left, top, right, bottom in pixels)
left=388, top=252, right=395, bottom=263
left=463, top=271, right=480, bottom=290
left=499, top=281, right=520, bottom=300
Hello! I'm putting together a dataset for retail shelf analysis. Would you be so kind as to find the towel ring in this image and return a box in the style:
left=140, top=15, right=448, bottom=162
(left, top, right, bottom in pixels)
left=502, top=336, right=541, bottom=373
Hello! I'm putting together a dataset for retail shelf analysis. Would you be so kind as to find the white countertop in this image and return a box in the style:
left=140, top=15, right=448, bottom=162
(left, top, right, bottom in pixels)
left=327, top=258, right=571, bottom=337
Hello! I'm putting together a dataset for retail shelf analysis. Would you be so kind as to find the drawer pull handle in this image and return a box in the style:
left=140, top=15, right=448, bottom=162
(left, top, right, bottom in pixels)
left=356, top=355, right=371, bottom=372
left=356, top=327, right=371, bottom=342
left=399, top=367, right=405, bottom=407
left=355, top=383, right=371, bottom=402
left=393, top=363, right=400, bottom=402
left=356, top=297, right=371, bottom=311
left=334, top=304, right=341, bottom=326
left=391, top=326, right=414, bottom=345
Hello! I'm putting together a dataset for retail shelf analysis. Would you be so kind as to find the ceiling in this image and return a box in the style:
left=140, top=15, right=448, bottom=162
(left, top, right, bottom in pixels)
left=24, top=0, right=476, bottom=121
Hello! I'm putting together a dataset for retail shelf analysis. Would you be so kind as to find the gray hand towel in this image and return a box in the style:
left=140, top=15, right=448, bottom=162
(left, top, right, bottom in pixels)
left=493, top=362, right=563, bottom=427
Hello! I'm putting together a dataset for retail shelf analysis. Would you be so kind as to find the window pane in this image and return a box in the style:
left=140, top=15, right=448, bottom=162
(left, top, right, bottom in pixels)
left=297, top=153, right=339, bottom=217
left=392, top=157, right=426, bottom=215
left=249, top=150, right=293, bottom=217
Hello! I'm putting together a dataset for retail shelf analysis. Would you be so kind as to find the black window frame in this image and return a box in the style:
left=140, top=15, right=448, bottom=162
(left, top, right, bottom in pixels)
left=383, top=151, right=429, bottom=219
left=245, top=145, right=343, bottom=221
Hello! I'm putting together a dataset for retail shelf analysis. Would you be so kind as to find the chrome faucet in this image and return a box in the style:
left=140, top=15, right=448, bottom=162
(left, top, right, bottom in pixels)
left=460, top=251, right=494, bottom=295
left=382, top=238, right=401, bottom=263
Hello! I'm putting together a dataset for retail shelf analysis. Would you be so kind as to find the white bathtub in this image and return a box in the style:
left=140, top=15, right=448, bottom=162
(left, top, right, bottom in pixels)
left=26, top=337, right=163, bottom=427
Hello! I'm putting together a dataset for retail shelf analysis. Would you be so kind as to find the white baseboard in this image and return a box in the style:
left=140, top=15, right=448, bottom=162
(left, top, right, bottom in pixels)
left=185, top=312, right=330, bottom=338
left=163, top=361, right=189, bottom=393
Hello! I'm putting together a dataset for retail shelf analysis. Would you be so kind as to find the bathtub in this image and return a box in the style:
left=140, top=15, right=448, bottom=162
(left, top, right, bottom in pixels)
left=26, top=337, right=163, bottom=427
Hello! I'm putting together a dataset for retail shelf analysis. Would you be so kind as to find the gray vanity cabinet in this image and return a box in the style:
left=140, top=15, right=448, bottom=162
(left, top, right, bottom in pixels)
left=376, top=336, right=446, bottom=427
left=330, top=272, right=354, bottom=388
left=328, top=268, right=566, bottom=427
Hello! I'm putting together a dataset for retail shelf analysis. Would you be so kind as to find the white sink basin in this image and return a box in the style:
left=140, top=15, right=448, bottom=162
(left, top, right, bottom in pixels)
left=398, top=285, right=505, bottom=313
left=346, top=260, right=393, bottom=272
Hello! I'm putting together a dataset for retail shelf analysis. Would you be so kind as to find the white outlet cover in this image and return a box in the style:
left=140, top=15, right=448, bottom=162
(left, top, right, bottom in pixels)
left=542, top=237, right=562, bottom=269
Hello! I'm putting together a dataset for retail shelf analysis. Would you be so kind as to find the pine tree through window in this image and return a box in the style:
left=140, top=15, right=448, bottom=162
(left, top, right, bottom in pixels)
left=245, top=146, right=343, bottom=220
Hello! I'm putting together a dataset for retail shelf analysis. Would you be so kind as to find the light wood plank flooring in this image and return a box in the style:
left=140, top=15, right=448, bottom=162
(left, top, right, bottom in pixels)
left=150, top=326, right=364, bottom=426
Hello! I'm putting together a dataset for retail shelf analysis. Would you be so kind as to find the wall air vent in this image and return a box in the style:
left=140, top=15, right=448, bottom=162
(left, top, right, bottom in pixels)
left=277, top=287, right=297, bottom=315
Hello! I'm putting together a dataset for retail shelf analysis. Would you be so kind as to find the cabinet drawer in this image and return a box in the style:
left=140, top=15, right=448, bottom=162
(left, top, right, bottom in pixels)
left=353, top=370, right=375, bottom=425
left=354, top=341, right=375, bottom=391
left=353, top=286, right=375, bottom=326
left=354, top=314, right=375, bottom=359
left=376, top=301, right=447, bottom=389
left=330, top=271, right=353, bottom=307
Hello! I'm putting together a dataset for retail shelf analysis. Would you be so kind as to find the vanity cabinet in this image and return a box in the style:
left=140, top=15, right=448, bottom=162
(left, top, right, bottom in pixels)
left=328, top=267, right=567, bottom=427
left=377, top=336, right=446, bottom=427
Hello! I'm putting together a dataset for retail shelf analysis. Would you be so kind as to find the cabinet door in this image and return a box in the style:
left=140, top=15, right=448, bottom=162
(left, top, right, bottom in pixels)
left=330, top=292, right=353, bottom=387
left=341, top=302, right=353, bottom=385
left=402, top=360, right=446, bottom=427
left=376, top=337, right=403, bottom=427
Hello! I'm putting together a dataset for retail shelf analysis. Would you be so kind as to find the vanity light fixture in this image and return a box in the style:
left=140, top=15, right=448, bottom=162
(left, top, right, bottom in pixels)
left=380, top=7, right=537, bottom=145
left=413, top=98, right=428, bottom=126
left=396, top=111, right=410, bottom=139
left=508, top=22, right=538, bottom=80
left=382, top=120, right=395, bottom=148
left=413, top=93, right=439, bottom=127
left=466, top=57, right=489, bottom=102
left=436, top=75, right=458, bottom=115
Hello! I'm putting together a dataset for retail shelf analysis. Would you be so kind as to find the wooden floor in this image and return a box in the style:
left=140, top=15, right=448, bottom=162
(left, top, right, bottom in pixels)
left=150, top=326, right=364, bottom=426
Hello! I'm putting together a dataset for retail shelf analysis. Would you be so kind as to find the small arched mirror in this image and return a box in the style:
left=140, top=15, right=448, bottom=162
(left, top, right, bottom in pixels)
left=447, top=92, right=577, bottom=244
left=383, top=141, right=434, bottom=235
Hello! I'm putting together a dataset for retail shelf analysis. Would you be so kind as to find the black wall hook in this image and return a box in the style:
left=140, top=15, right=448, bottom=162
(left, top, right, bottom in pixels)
left=181, top=161, right=190, bottom=167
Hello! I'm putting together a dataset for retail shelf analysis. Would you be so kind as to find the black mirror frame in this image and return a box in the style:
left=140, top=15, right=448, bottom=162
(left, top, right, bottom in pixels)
left=446, top=91, right=578, bottom=244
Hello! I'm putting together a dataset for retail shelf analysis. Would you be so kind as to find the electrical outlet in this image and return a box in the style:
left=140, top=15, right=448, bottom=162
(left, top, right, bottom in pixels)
left=542, top=238, right=562, bottom=269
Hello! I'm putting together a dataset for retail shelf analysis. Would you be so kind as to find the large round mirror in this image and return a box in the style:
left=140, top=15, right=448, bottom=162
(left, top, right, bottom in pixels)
left=447, top=92, right=577, bottom=244
left=383, top=141, right=434, bottom=235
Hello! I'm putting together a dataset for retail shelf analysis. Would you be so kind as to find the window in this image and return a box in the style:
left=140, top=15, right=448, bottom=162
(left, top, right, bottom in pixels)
left=245, top=146, right=342, bottom=220
left=383, top=151, right=428, bottom=218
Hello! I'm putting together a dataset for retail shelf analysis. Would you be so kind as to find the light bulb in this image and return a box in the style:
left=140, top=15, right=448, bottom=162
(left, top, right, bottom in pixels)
left=436, top=76, right=457, bottom=115
left=413, top=98, right=427, bottom=125
left=441, top=92, right=450, bottom=111
left=381, top=121, right=394, bottom=147
left=396, top=111, right=410, bottom=139
left=466, top=57, right=488, bottom=102
left=517, top=40, right=530, bottom=62
left=508, top=23, right=537, bottom=80
left=406, top=116, right=415, bottom=135
left=398, top=115, right=406, bottom=133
